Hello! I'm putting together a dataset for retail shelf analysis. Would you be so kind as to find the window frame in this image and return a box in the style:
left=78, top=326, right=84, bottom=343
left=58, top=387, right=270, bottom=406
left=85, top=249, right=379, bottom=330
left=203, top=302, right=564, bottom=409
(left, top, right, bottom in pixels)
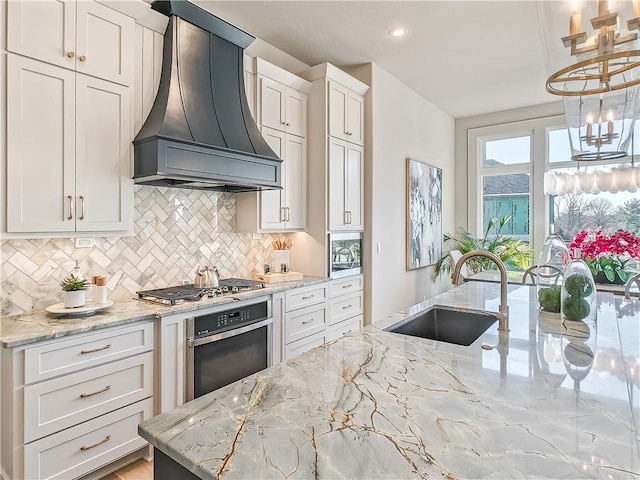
left=468, top=115, right=565, bottom=260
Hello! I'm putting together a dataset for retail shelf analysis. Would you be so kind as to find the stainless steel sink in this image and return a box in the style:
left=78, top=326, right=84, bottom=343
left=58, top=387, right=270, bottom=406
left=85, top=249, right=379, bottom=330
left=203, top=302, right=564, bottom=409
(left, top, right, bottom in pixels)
left=386, top=306, right=498, bottom=346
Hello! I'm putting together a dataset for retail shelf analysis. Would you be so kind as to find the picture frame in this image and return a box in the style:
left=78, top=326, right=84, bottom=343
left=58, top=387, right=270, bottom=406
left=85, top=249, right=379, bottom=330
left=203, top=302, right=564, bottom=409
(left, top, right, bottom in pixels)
left=406, top=158, right=442, bottom=270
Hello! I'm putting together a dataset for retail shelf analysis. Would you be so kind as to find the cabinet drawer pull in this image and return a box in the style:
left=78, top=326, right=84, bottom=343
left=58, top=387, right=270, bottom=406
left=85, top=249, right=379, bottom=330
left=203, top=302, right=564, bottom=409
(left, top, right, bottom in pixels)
left=80, top=385, right=111, bottom=398
left=79, top=55, right=87, bottom=62
left=66, top=51, right=75, bottom=58
left=80, top=435, right=111, bottom=451
left=302, top=295, right=314, bottom=300
left=80, top=343, right=112, bottom=355
left=79, top=195, right=85, bottom=220
left=301, top=319, right=312, bottom=324
left=342, top=304, right=353, bottom=309
left=281, top=207, right=286, bottom=223
left=286, top=207, right=291, bottom=222
left=67, top=195, right=73, bottom=220
left=341, top=284, right=352, bottom=289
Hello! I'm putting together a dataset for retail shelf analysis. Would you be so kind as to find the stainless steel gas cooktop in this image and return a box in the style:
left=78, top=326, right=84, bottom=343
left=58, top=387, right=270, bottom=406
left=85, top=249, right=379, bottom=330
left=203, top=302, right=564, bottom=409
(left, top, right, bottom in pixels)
left=136, top=279, right=266, bottom=306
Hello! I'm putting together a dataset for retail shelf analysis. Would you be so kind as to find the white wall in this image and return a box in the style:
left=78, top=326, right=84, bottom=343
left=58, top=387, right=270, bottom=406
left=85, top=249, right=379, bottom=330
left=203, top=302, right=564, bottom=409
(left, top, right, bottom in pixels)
left=349, top=63, right=455, bottom=325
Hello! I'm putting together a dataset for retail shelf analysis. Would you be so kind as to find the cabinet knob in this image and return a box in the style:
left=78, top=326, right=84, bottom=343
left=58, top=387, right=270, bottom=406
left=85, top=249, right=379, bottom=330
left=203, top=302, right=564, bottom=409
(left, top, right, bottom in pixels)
left=79, top=55, right=87, bottom=62
left=281, top=121, right=286, bottom=125
left=286, top=122, right=291, bottom=126
left=66, top=51, right=75, bottom=58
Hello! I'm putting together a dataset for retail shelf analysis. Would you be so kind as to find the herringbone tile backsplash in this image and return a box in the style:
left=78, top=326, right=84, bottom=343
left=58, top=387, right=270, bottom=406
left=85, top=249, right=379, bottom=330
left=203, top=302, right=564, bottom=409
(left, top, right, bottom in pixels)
left=1, top=186, right=286, bottom=316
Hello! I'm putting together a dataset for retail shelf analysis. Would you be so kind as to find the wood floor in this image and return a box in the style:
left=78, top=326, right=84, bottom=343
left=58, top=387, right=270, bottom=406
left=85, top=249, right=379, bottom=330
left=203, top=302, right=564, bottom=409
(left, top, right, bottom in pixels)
left=101, top=459, right=153, bottom=480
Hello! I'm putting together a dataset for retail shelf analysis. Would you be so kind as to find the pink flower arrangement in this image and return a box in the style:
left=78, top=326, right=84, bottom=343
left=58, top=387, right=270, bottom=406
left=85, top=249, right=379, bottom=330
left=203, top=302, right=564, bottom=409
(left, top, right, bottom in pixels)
left=569, top=230, right=640, bottom=283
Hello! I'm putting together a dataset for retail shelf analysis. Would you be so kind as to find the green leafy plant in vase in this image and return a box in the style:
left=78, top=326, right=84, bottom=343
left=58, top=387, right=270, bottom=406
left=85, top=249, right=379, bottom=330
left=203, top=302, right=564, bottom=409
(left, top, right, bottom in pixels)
left=433, top=215, right=531, bottom=279
left=60, top=274, right=90, bottom=308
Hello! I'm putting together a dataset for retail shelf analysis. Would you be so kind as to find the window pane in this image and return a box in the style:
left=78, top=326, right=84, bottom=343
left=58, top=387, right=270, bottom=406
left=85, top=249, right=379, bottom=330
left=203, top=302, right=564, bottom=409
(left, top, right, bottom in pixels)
left=548, top=128, right=572, bottom=163
left=483, top=136, right=531, bottom=166
left=482, top=174, right=530, bottom=242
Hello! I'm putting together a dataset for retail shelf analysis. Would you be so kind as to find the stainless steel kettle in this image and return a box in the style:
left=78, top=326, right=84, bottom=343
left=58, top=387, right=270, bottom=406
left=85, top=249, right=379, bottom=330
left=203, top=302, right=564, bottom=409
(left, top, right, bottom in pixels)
left=194, top=266, right=219, bottom=288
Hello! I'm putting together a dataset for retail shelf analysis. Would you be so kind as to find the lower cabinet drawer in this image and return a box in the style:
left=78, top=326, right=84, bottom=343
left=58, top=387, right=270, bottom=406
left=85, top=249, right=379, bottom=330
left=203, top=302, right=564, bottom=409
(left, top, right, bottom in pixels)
left=285, top=284, right=328, bottom=312
left=329, top=291, right=363, bottom=325
left=284, top=330, right=326, bottom=360
left=24, top=398, right=152, bottom=480
left=285, top=304, right=328, bottom=344
left=24, top=352, right=153, bottom=443
left=328, top=315, right=362, bottom=341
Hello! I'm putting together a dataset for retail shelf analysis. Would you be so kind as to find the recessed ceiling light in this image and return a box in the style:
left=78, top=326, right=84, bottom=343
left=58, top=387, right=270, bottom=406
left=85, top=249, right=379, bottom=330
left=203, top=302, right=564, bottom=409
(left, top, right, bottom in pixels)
left=388, top=26, right=408, bottom=38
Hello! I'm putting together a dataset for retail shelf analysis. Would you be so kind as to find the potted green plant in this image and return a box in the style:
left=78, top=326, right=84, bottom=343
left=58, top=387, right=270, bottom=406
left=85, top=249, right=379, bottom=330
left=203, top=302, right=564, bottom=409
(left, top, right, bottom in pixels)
left=60, top=274, right=90, bottom=308
left=434, top=215, right=531, bottom=279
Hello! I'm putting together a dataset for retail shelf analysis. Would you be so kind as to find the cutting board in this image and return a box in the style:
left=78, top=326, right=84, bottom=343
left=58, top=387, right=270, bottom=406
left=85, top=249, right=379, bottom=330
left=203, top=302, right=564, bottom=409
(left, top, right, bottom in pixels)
left=254, top=271, right=303, bottom=284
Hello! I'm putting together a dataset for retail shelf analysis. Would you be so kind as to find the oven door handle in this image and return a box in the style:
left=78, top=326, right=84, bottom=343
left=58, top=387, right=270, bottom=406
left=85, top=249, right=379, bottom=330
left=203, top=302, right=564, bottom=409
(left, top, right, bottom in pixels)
left=187, top=317, right=273, bottom=348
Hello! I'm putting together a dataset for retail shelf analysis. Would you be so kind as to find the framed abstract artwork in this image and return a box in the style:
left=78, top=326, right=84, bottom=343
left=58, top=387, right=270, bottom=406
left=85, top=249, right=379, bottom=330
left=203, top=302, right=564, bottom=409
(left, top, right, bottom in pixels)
left=406, top=158, right=442, bottom=270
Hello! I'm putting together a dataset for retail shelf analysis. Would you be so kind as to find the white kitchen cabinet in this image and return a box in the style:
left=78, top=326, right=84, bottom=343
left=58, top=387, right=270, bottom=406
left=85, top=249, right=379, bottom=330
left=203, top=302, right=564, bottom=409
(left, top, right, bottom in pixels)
left=294, top=63, right=368, bottom=278
left=6, top=54, right=132, bottom=233
left=156, top=311, right=187, bottom=414
left=329, top=138, right=364, bottom=231
left=258, top=127, right=306, bottom=230
left=7, top=0, right=134, bottom=86
left=1, top=322, right=153, bottom=480
left=328, top=274, right=363, bottom=341
left=259, top=76, right=307, bottom=138
left=329, top=80, right=364, bottom=146
left=236, top=58, right=311, bottom=233
left=283, top=282, right=329, bottom=360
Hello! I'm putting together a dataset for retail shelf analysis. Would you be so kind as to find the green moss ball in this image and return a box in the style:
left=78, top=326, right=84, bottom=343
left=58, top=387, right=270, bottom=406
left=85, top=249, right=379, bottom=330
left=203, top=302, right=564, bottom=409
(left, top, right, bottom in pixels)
left=538, top=286, right=561, bottom=312
left=562, top=295, right=591, bottom=322
left=564, top=274, right=594, bottom=298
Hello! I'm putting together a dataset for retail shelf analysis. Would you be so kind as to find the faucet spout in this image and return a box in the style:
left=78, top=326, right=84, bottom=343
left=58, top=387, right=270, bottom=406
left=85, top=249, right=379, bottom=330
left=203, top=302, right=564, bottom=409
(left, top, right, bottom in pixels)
left=451, top=250, right=510, bottom=332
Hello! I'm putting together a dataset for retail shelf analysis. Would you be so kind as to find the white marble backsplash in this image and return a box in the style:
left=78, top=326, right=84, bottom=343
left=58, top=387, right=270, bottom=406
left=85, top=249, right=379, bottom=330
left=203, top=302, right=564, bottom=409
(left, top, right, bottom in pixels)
left=1, top=186, right=285, bottom=316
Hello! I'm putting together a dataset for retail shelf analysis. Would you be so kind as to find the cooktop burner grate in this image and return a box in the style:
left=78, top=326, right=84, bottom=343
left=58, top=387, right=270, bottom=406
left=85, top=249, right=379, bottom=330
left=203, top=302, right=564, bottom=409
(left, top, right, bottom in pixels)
left=136, top=278, right=266, bottom=305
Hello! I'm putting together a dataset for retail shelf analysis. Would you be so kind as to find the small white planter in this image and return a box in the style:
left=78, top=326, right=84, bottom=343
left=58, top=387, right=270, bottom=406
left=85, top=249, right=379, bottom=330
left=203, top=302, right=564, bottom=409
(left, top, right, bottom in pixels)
left=63, top=290, right=86, bottom=308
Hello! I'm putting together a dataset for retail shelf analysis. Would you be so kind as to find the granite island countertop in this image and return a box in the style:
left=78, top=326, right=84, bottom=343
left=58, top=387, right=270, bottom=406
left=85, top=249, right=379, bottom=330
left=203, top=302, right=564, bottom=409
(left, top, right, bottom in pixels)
left=0, top=276, right=328, bottom=348
left=139, top=282, right=640, bottom=479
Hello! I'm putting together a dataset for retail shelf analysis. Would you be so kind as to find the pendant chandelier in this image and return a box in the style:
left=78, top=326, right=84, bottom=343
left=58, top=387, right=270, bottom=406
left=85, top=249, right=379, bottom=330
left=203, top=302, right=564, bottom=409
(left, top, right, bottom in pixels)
left=538, top=0, right=640, bottom=162
left=543, top=162, right=640, bottom=195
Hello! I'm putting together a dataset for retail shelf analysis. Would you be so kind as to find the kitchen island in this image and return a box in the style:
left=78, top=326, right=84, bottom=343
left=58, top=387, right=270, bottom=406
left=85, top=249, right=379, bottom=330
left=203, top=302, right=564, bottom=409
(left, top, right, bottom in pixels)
left=139, top=282, right=639, bottom=479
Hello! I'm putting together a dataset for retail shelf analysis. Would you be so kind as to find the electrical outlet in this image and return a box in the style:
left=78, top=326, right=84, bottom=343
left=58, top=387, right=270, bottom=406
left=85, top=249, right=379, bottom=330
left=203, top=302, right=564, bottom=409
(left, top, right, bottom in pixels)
left=183, top=279, right=191, bottom=285
left=377, top=242, right=382, bottom=253
left=75, top=237, right=95, bottom=248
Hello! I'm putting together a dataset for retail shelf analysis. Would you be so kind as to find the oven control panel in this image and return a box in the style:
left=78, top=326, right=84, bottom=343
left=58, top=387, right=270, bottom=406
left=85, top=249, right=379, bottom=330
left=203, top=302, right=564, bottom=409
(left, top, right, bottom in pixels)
left=193, top=301, right=269, bottom=338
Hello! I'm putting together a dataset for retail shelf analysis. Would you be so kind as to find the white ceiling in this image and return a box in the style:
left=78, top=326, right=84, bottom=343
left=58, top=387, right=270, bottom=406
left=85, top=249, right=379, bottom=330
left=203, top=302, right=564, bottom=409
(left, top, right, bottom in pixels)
left=197, top=1, right=562, bottom=119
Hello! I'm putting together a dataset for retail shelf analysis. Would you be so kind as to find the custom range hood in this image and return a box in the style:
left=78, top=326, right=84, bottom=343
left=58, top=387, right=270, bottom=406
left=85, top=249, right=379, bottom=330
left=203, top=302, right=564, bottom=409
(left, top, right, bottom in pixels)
left=133, top=0, right=281, bottom=192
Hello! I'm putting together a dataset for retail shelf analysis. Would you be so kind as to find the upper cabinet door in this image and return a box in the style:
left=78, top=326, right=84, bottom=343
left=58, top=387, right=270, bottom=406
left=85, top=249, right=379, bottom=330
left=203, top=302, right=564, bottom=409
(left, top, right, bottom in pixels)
left=259, top=127, right=286, bottom=230
left=8, top=0, right=134, bottom=86
left=346, top=144, right=364, bottom=230
left=7, top=55, right=77, bottom=233
left=75, top=74, right=132, bottom=232
left=76, top=1, right=134, bottom=86
left=7, top=0, right=76, bottom=71
left=259, top=76, right=287, bottom=133
left=284, top=136, right=306, bottom=229
left=285, top=88, right=307, bottom=138
left=347, top=91, right=364, bottom=146
left=328, top=138, right=348, bottom=231
left=329, top=81, right=348, bottom=142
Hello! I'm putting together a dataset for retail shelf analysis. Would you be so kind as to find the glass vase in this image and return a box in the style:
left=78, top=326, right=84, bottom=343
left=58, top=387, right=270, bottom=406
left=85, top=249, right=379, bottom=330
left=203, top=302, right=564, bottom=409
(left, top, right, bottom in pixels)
left=561, top=249, right=597, bottom=324
left=536, top=224, right=570, bottom=313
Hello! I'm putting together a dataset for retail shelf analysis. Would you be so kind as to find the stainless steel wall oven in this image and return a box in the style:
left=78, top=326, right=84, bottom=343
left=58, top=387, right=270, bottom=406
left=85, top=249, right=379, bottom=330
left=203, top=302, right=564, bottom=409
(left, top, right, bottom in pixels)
left=186, top=299, right=272, bottom=401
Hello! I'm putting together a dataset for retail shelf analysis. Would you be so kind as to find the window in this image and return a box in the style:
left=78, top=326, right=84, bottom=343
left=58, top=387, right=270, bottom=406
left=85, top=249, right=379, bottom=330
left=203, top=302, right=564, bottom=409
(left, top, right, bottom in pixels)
left=468, top=116, right=563, bottom=265
left=469, top=115, right=638, bottom=264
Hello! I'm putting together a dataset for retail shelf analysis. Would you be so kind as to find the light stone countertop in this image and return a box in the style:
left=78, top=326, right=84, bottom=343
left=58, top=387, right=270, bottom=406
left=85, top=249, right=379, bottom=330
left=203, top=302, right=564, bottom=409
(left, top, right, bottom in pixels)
left=0, top=276, right=328, bottom=348
left=139, top=282, right=640, bottom=479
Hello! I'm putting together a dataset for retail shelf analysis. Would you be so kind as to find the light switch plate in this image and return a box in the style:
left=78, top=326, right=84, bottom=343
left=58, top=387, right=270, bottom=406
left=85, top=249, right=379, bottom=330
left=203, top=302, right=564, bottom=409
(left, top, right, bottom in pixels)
left=75, top=237, right=95, bottom=248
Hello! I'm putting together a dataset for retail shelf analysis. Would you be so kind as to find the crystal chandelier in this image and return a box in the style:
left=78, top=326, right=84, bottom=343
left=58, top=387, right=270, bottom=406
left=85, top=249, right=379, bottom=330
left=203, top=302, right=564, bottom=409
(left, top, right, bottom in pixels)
left=539, top=0, right=640, bottom=161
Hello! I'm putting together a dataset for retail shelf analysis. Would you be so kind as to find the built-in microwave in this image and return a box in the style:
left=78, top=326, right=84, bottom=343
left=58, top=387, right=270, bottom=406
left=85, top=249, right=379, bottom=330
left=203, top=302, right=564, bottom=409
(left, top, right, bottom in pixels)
left=329, top=232, right=363, bottom=279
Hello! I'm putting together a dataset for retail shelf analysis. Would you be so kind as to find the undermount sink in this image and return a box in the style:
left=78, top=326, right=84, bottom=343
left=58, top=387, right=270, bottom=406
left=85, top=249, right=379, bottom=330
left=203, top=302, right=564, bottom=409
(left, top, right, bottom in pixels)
left=386, top=306, right=498, bottom=346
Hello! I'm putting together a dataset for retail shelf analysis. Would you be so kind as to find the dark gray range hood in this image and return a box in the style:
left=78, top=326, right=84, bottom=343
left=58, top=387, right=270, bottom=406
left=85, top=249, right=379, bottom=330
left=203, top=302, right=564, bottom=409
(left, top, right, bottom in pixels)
left=133, top=0, right=281, bottom=192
